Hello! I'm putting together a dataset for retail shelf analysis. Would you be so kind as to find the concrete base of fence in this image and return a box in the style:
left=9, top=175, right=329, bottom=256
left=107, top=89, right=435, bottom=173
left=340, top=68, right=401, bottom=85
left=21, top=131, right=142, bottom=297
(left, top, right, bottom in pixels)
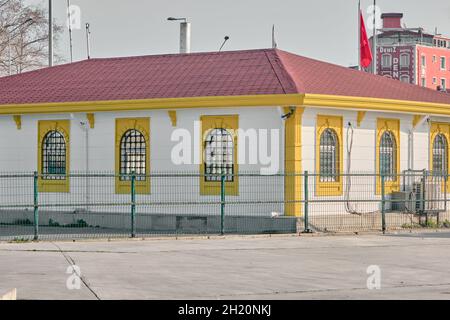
left=0, top=209, right=297, bottom=235
left=300, top=211, right=450, bottom=232
left=0, top=288, right=17, bottom=300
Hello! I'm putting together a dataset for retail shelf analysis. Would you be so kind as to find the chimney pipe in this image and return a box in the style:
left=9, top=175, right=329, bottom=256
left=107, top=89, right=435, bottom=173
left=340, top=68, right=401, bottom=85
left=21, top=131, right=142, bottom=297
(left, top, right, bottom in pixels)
left=180, top=22, right=191, bottom=53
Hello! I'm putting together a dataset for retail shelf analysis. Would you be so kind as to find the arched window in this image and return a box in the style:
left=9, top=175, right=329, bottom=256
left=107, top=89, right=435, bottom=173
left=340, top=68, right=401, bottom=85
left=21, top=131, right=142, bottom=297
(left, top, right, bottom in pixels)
left=319, top=128, right=339, bottom=182
left=42, top=130, right=67, bottom=179
left=400, top=53, right=410, bottom=67
left=381, top=54, right=392, bottom=68
left=379, top=131, right=397, bottom=181
left=400, top=75, right=410, bottom=83
left=119, top=129, right=147, bottom=181
left=432, top=134, right=448, bottom=174
left=204, top=128, right=234, bottom=182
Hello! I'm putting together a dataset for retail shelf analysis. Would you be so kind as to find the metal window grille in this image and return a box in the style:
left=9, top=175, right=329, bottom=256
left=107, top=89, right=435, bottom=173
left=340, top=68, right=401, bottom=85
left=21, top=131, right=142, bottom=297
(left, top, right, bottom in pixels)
left=120, top=129, right=146, bottom=181
left=42, top=130, right=66, bottom=180
left=319, top=128, right=339, bottom=182
left=432, top=134, right=448, bottom=174
left=379, top=131, right=397, bottom=181
left=204, top=128, right=234, bottom=182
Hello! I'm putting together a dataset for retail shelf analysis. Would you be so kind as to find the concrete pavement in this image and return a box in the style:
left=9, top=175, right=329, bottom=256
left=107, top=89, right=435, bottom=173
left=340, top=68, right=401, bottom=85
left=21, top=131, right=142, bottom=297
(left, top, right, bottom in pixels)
left=1, top=232, right=450, bottom=300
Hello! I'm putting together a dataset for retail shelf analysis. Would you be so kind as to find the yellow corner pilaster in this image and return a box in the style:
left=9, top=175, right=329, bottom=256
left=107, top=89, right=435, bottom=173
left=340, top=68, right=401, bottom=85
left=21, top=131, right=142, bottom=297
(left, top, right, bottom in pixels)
left=284, top=106, right=304, bottom=217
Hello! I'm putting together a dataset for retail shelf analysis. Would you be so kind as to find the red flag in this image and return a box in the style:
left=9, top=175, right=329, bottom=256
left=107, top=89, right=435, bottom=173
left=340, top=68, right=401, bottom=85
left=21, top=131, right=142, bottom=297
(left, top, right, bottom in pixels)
left=360, top=11, right=373, bottom=68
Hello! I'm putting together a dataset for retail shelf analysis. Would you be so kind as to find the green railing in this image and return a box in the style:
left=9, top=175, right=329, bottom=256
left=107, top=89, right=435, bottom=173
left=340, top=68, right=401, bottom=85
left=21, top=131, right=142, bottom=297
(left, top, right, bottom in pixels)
left=0, top=170, right=449, bottom=241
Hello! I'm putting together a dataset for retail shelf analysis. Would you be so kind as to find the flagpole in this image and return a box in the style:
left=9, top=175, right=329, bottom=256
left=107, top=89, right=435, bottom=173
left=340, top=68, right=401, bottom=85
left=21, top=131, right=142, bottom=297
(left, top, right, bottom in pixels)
left=272, top=24, right=277, bottom=49
left=372, top=0, right=377, bottom=74
left=358, top=0, right=361, bottom=70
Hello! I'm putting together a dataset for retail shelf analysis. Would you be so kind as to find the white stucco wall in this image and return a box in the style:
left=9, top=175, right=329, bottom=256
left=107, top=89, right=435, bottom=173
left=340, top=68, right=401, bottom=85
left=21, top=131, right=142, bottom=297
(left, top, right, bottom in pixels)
left=0, top=107, right=286, bottom=216
left=0, top=105, right=446, bottom=218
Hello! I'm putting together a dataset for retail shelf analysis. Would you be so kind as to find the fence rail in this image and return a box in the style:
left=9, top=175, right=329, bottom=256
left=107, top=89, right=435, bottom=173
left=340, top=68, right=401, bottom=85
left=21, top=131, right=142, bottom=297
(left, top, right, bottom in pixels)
left=0, top=170, right=449, bottom=241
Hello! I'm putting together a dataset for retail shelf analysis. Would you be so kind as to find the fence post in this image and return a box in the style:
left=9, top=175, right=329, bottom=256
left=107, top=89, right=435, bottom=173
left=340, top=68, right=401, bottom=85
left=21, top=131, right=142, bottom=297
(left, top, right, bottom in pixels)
left=381, top=173, right=386, bottom=234
left=131, top=172, right=136, bottom=238
left=33, top=171, right=39, bottom=241
left=220, top=174, right=225, bottom=235
left=303, top=171, right=311, bottom=233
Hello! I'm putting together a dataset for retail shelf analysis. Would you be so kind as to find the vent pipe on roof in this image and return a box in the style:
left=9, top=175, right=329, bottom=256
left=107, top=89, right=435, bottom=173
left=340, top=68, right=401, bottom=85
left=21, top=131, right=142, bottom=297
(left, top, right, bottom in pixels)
left=180, top=21, right=191, bottom=53
left=167, top=17, right=191, bottom=54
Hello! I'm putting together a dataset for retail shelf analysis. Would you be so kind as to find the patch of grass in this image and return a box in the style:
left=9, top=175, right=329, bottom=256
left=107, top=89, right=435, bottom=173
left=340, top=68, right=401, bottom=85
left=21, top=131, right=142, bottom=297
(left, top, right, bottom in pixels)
left=48, top=218, right=60, bottom=227
left=9, top=237, right=31, bottom=243
left=440, top=220, right=450, bottom=228
left=424, top=220, right=438, bottom=228
left=0, top=218, right=33, bottom=226
left=402, top=223, right=422, bottom=229
left=63, top=219, right=91, bottom=228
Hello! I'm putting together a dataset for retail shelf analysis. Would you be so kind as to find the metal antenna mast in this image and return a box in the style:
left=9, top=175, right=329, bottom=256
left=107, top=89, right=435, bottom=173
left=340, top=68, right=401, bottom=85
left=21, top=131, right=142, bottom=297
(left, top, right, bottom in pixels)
left=85, top=23, right=91, bottom=59
left=67, top=0, right=74, bottom=63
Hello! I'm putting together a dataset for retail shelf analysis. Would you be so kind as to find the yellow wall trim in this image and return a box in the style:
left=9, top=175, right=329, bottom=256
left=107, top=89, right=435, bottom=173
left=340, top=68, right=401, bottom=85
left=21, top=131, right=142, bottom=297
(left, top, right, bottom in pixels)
left=303, top=94, right=450, bottom=116
left=115, top=118, right=151, bottom=194
left=200, top=115, right=239, bottom=196
left=13, top=115, right=21, bottom=130
left=376, top=118, right=400, bottom=194
left=86, top=113, right=95, bottom=129
left=315, top=115, right=344, bottom=196
left=0, top=93, right=449, bottom=116
left=168, top=110, right=177, bottom=127
left=412, top=115, right=425, bottom=128
left=37, top=120, right=70, bottom=193
left=357, top=111, right=366, bottom=127
left=0, top=94, right=303, bottom=115
left=284, top=106, right=304, bottom=216
left=429, top=122, right=450, bottom=190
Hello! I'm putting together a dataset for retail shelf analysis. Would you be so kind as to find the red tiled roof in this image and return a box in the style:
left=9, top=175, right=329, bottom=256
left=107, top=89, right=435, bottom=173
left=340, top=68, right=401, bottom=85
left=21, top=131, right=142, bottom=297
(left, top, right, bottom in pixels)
left=0, top=48, right=449, bottom=106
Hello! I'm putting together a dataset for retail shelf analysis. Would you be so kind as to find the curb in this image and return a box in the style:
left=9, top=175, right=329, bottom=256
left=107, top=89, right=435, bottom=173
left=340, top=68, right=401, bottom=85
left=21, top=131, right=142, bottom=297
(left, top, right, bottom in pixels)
left=0, top=288, right=17, bottom=300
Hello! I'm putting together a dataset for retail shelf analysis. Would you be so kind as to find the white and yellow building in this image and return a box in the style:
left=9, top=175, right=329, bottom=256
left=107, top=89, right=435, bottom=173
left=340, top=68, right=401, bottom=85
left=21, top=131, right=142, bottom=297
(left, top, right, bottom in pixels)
left=1, top=48, right=450, bottom=218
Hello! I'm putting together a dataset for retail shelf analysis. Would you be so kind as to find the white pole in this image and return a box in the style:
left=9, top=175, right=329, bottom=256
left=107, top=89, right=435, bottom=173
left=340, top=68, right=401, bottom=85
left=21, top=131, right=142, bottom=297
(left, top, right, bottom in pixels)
left=67, top=0, right=73, bottom=63
left=272, top=24, right=277, bottom=49
left=49, top=0, right=53, bottom=67
left=86, top=23, right=91, bottom=59
left=180, top=22, right=191, bottom=53
left=358, top=0, right=361, bottom=70
left=372, top=0, right=377, bottom=74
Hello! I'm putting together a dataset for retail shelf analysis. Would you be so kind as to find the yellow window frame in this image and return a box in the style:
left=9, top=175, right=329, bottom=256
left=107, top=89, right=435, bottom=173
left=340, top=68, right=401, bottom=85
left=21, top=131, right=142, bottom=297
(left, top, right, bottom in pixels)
left=315, top=115, right=343, bottom=196
left=115, top=118, right=150, bottom=194
left=200, top=115, right=239, bottom=196
left=376, top=118, right=400, bottom=194
left=37, top=120, right=70, bottom=193
left=429, top=122, right=450, bottom=190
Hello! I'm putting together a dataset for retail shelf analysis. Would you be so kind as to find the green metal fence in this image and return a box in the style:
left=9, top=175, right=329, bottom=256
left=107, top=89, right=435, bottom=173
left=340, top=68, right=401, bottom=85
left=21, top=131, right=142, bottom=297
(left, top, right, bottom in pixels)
left=0, top=170, right=449, bottom=241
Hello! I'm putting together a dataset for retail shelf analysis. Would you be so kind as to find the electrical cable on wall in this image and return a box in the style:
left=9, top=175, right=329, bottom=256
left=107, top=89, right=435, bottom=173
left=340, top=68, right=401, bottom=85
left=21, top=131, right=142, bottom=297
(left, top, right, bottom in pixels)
left=344, top=122, right=378, bottom=215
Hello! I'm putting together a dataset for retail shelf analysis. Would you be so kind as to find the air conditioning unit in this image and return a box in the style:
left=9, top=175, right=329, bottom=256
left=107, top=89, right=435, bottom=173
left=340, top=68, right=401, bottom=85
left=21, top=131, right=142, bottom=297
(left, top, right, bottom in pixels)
left=391, top=191, right=416, bottom=212
left=391, top=171, right=446, bottom=214
left=415, top=180, right=445, bottom=213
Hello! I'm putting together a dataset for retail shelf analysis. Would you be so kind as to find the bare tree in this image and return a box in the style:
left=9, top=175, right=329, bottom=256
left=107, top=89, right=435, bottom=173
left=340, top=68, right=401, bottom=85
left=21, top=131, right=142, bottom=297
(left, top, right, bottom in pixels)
left=0, top=0, right=63, bottom=76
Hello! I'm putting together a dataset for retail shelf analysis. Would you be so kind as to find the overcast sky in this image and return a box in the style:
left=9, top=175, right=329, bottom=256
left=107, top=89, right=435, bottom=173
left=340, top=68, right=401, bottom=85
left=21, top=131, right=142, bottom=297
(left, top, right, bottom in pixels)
left=28, top=0, right=450, bottom=67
